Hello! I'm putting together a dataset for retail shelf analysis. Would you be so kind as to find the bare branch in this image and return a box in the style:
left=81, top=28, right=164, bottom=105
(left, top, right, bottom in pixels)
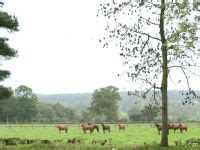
left=168, top=65, right=190, bottom=90
left=120, top=24, right=161, bottom=41
left=138, top=15, right=159, bottom=26
left=141, top=34, right=150, bottom=52
left=137, top=77, right=161, bottom=89
left=147, top=2, right=161, bottom=8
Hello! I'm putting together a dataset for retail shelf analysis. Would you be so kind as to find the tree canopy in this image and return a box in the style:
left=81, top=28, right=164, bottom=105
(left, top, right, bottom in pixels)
left=89, top=86, right=121, bottom=122
left=0, top=1, right=19, bottom=100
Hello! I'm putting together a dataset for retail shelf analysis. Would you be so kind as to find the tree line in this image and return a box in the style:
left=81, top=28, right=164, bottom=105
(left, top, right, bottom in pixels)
left=0, top=85, right=82, bottom=123
left=1, top=85, right=200, bottom=124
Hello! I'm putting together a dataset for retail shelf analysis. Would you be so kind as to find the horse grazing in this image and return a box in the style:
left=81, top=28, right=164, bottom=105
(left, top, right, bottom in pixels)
left=179, top=122, right=187, bottom=133
left=154, top=123, right=162, bottom=135
left=57, top=124, right=68, bottom=134
left=92, top=124, right=99, bottom=132
left=154, top=123, right=170, bottom=135
left=118, top=123, right=125, bottom=131
left=87, top=123, right=99, bottom=133
left=80, top=123, right=95, bottom=134
left=101, top=123, right=111, bottom=134
left=171, top=123, right=180, bottom=133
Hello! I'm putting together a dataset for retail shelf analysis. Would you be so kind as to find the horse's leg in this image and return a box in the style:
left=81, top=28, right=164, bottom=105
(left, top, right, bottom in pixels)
left=65, top=129, right=68, bottom=133
left=185, top=128, right=187, bottom=132
left=90, top=129, right=93, bottom=134
left=83, top=129, right=86, bottom=134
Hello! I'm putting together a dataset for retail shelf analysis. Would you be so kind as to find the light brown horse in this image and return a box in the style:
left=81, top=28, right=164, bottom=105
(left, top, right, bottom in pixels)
left=179, top=122, right=187, bottom=133
left=80, top=123, right=95, bottom=134
left=57, top=124, right=68, bottom=134
left=154, top=123, right=170, bottom=135
left=118, top=123, right=125, bottom=131
left=154, top=123, right=162, bottom=135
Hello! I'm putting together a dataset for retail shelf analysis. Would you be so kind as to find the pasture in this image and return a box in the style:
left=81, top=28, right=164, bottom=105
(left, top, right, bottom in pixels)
left=0, top=123, right=199, bottom=149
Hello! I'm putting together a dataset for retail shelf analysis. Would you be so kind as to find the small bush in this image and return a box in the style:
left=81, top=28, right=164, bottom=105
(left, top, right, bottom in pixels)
left=41, top=139, right=52, bottom=144
left=4, top=138, right=21, bottom=145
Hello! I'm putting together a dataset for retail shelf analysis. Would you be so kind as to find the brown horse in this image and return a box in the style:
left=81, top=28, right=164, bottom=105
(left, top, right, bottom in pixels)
left=179, top=122, right=187, bottom=133
left=57, top=124, right=68, bottom=133
left=118, top=123, right=125, bottom=131
left=80, top=123, right=95, bottom=134
left=171, top=123, right=180, bottom=133
left=87, top=123, right=99, bottom=132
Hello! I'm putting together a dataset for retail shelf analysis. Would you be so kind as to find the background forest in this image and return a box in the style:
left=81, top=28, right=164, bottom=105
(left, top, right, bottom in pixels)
left=0, top=85, right=199, bottom=123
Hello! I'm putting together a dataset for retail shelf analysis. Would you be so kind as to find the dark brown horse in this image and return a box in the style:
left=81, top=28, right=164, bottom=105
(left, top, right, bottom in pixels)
left=101, top=123, right=111, bottom=134
left=118, top=123, right=125, bottom=131
left=87, top=123, right=99, bottom=132
left=57, top=124, right=68, bottom=133
left=179, top=122, right=187, bottom=133
left=80, top=123, right=95, bottom=134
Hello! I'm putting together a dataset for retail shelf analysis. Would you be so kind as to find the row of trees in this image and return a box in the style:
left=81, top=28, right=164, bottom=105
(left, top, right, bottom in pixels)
left=0, top=85, right=156, bottom=123
left=2, top=84, right=200, bottom=124
left=0, top=85, right=82, bottom=123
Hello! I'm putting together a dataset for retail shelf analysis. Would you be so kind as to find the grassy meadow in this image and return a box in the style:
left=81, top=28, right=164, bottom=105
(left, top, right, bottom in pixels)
left=0, top=124, right=199, bottom=149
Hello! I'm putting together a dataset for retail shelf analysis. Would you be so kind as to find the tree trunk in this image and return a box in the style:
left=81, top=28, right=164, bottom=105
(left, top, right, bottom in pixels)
left=6, top=112, right=9, bottom=124
left=161, top=49, right=168, bottom=147
left=160, top=0, right=168, bottom=147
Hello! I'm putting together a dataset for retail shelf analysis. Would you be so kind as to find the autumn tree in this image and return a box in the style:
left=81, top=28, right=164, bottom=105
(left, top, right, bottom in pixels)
left=89, top=86, right=121, bottom=122
left=0, top=1, right=19, bottom=99
left=98, top=0, right=199, bottom=146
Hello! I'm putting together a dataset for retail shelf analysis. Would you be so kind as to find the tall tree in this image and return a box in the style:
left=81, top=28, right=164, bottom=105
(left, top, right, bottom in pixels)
left=89, top=86, right=121, bottom=122
left=15, top=85, right=34, bottom=98
left=14, top=85, right=38, bottom=122
left=98, top=0, right=199, bottom=146
left=0, top=1, right=19, bottom=99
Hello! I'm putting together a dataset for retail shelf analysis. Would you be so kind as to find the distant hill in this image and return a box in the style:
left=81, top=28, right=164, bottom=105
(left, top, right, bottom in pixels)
left=37, top=93, right=92, bottom=109
left=37, top=90, right=200, bottom=111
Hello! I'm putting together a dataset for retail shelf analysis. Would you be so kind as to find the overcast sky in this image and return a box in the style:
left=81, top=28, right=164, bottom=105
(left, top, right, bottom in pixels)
left=1, top=0, right=130, bottom=94
left=1, top=0, right=200, bottom=94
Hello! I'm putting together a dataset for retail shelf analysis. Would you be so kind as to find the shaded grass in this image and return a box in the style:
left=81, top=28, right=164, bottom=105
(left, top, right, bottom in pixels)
left=0, top=124, right=199, bottom=149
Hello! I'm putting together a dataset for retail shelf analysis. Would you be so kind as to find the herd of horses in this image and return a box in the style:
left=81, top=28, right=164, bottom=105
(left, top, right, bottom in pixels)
left=57, top=122, right=187, bottom=135
left=57, top=123, right=125, bottom=134
left=154, top=122, right=188, bottom=135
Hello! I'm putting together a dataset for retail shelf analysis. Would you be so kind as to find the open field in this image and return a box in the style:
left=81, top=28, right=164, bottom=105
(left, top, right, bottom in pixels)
left=0, top=124, right=200, bottom=149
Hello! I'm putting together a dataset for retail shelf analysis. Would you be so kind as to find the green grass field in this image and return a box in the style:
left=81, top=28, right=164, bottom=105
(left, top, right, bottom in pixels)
left=0, top=124, right=199, bottom=149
